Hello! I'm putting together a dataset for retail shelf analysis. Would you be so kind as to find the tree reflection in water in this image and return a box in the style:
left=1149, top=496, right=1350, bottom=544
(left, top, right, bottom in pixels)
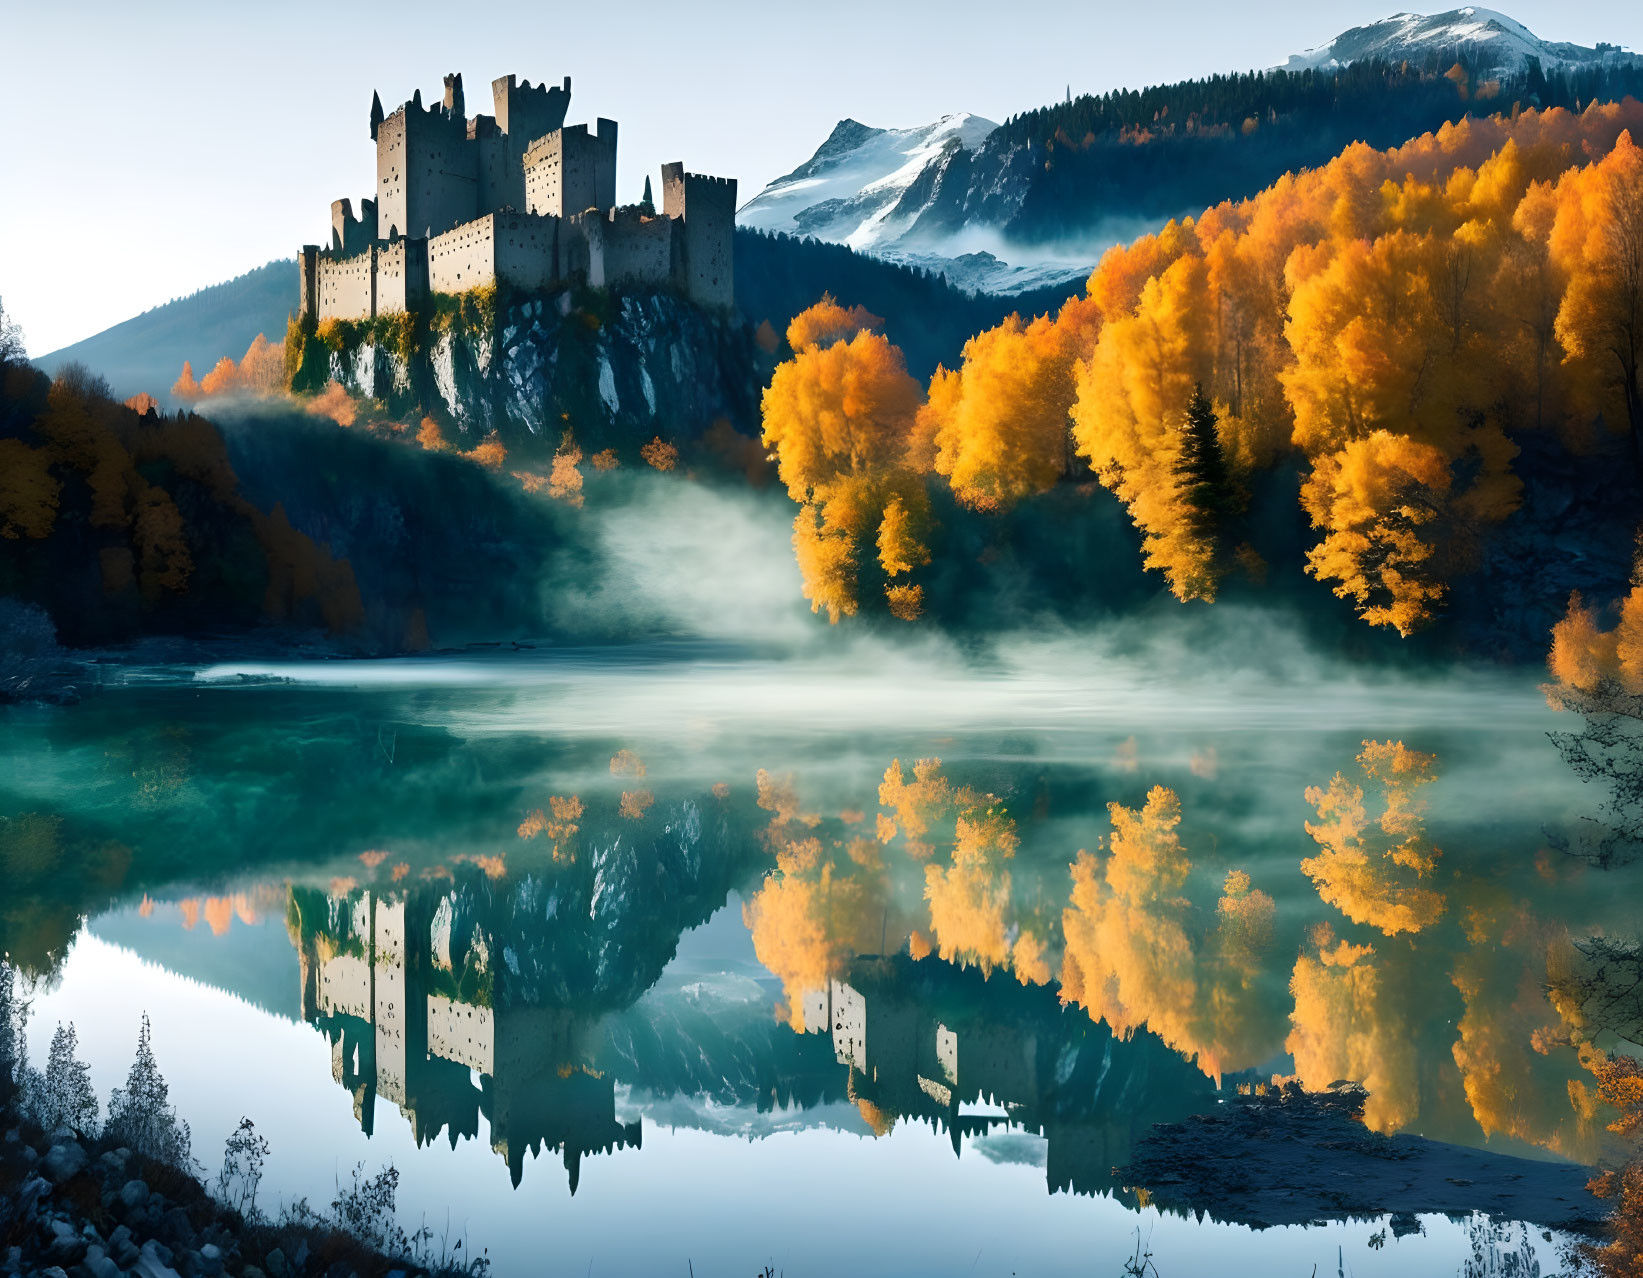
left=3, top=684, right=1643, bottom=1258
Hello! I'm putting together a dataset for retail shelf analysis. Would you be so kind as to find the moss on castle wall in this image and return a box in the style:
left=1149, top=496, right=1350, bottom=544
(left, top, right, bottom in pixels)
left=428, top=283, right=499, bottom=336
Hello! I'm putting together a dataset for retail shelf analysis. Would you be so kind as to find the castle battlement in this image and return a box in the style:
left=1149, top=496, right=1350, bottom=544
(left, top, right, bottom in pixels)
left=303, top=71, right=733, bottom=321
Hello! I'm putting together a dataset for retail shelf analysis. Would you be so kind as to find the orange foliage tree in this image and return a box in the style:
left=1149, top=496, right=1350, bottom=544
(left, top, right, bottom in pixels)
left=1062, top=104, right=1643, bottom=627
left=921, top=295, right=1101, bottom=511
left=176, top=334, right=287, bottom=402
left=1302, top=740, right=1446, bottom=935
left=760, top=299, right=929, bottom=621
left=1059, top=786, right=1280, bottom=1081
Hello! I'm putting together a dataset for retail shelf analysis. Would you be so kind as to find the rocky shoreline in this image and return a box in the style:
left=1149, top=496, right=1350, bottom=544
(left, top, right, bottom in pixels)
left=0, top=1106, right=481, bottom=1278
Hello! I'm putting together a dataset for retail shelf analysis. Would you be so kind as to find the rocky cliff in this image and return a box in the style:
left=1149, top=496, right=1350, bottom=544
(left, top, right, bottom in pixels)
left=307, top=286, right=769, bottom=453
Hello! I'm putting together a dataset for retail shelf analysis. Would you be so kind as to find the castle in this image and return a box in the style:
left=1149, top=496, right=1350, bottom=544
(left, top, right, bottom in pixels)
left=297, top=72, right=736, bottom=323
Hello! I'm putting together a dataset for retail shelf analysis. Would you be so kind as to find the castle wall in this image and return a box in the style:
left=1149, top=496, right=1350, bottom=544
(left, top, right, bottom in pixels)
left=430, top=213, right=558, bottom=293
left=429, top=217, right=497, bottom=294
left=662, top=164, right=737, bottom=309
left=306, top=74, right=739, bottom=327
left=318, top=952, right=372, bottom=1020
left=493, top=213, right=560, bottom=292
left=376, top=237, right=427, bottom=313
left=374, top=899, right=408, bottom=1108
left=602, top=210, right=672, bottom=288
left=561, top=212, right=605, bottom=286
left=315, top=247, right=376, bottom=321
left=375, top=112, right=410, bottom=239
left=428, top=995, right=494, bottom=1073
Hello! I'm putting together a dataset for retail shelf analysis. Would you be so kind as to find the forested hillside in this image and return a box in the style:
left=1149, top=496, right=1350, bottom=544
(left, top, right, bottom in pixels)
left=34, top=261, right=292, bottom=401
left=900, top=55, right=1643, bottom=245
left=757, top=102, right=1643, bottom=655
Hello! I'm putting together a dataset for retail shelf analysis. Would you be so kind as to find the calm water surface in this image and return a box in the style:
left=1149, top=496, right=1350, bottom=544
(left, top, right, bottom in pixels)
left=2, top=645, right=1632, bottom=1276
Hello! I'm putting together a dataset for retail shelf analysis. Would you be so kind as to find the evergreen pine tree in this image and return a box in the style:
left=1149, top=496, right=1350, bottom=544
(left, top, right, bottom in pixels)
left=1174, top=383, right=1234, bottom=548
left=107, top=1012, right=192, bottom=1167
left=38, top=1022, right=98, bottom=1135
left=0, top=961, right=17, bottom=1107
left=641, top=175, right=655, bottom=215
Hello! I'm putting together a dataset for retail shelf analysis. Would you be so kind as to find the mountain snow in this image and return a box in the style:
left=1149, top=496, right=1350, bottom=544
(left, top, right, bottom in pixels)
left=739, top=8, right=1638, bottom=299
left=1281, top=7, right=1640, bottom=75
left=737, top=112, right=1097, bottom=295
left=737, top=113, right=996, bottom=251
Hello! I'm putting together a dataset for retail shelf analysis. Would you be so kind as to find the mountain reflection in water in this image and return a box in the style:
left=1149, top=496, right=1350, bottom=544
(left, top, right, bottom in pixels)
left=3, top=651, right=1640, bottom=1276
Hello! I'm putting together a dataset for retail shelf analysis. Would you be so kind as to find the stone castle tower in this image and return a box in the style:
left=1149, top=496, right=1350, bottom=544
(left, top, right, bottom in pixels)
left=299, top=72, right=736, bottom=322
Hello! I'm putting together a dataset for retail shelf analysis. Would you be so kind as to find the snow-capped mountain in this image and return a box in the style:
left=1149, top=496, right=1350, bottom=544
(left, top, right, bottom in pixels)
left=737, top=113, right=1095, bottom=296
left=738, top=113, right=997, bottom=251
left=1281, top=7, right=1641, bottom=75
left=739, top=9, right=1641, bottom=301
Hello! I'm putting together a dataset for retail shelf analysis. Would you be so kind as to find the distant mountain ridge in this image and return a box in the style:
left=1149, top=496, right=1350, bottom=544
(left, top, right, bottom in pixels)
left=35, top=260, right=293, bottom=402
left=738, top=112, right=1093, bottom=297
left=738, top=7, right=1643, bottom=292
left=1281, top=7, right=1641, bottom=75
left=739, top=113, right=998, bottom=249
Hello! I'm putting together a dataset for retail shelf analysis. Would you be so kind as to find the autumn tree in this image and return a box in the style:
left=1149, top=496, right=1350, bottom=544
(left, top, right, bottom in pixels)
left=1060, top=786, right=1281, bottom=1081
left=1302, top=740, right=1446, bottom=935
left=548, top=432, right=584, bottom=507
left=1544, top=575, right=1643, bottom=867
left=416, top=417, right=450, bottom=452
left=1286, top=924, right=1420, bottom=1132
left=761, top=301, right=928, bottom=620
left=465, top=432, right=507, bottom=471
left=1552, top=132, right=1643, bottom=479
left=761, top=323, right=922, bottom=510
left=199, top=356, right=239, bottom=397
left=1574, top=1044, right=1643, bottom=1277
left=1060, top=104, right=1643, bottom=628
left=923, top=295, right=1101, bottom=510
left=171, top=361, right=202, bottom=401
left=1072, top=252, right=1221, bottom=600
left=0, top=440, right=61, bottom=540
left=640, top=437, right=678, bottom=471
left=785, top=293, right=885, bottom=352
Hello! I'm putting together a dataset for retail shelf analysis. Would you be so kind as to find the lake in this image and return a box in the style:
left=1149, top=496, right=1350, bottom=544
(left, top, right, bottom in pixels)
left=2, top=641, right=1634, bottom=1277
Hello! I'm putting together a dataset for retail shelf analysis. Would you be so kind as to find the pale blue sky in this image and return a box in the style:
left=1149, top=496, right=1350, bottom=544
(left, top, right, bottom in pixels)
left=3, top=0, right=1638, bottom=355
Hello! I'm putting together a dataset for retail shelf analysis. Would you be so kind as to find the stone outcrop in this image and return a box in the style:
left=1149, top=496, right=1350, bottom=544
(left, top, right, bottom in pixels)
left=0, top=1111, right=478, bottom=1278
left=319, top=288, right=765, bottom=449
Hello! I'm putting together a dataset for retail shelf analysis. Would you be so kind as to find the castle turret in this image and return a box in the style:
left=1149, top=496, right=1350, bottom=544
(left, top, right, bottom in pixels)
left=523, top=124, right=609, bottom=218
left=298, top=245, right=319, bottom=319
left=661, top=162, right=737, bottom=310
left=376, top=82, right=480, bottom=240
left=330, top=197, right=378, bottom=255
left=443, top=72, right=465, bottom=119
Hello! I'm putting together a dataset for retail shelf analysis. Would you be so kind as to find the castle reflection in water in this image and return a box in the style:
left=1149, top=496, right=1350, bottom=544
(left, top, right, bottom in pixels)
left=291, top=876, right=1210, bottom=1195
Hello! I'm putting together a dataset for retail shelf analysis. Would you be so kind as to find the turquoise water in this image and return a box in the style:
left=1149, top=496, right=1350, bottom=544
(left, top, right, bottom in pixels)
left=2, top=646, right=1628, bottom=1276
